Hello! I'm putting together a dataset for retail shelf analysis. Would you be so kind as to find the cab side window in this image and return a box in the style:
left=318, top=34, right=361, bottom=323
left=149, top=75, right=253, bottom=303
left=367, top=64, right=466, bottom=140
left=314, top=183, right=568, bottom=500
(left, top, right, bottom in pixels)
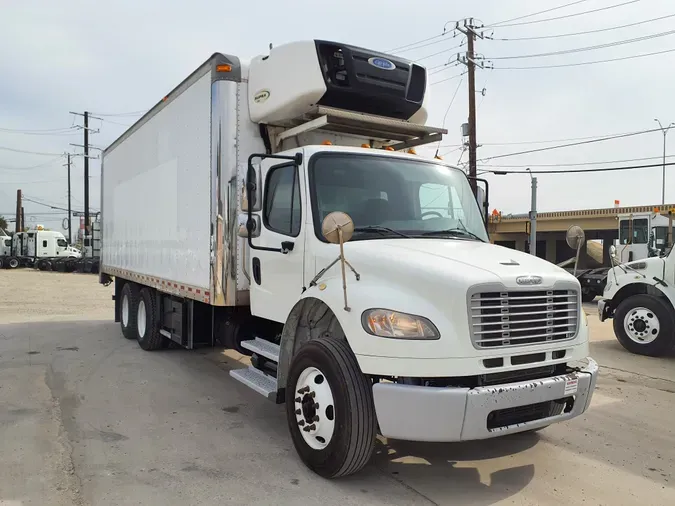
left=263, top=164, right=301, bottom=237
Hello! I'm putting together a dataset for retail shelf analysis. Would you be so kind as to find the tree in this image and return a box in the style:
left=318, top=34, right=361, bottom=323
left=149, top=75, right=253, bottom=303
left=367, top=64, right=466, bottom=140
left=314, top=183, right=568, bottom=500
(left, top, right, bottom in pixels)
left=0, top=215, right=7, bottom=233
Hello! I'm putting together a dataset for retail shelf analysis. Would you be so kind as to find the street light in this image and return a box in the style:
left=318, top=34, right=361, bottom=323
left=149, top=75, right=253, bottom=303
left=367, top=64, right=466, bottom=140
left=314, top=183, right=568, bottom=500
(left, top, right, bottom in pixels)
left=654, top=119, right=674, bottom=205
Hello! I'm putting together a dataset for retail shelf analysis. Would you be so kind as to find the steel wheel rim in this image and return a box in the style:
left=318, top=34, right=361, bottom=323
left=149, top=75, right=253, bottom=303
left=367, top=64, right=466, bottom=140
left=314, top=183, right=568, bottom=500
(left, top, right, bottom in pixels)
left=9, top=259, right=18, bottom=268
left=122, top=294, right=129, bottom=327
left=137, top=300, right=147, bottom=339
left=294, top=366, right=336, bottom=450
left=623, top=306, right=660, bottom=344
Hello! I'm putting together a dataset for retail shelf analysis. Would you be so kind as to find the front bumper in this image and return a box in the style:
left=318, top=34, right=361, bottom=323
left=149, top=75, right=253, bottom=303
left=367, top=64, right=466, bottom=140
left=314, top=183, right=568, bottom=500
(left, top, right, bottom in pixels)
left=372, top=357, right=599, bottom=442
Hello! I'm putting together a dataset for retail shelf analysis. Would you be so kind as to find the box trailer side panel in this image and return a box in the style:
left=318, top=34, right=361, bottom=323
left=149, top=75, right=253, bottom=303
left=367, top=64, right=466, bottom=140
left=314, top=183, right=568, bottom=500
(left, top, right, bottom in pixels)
left=101, top=69, right=213, bottom=293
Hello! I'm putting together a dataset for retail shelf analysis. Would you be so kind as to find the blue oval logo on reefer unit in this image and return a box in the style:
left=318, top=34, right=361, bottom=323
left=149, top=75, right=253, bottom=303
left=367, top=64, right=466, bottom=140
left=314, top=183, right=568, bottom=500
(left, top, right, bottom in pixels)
left=368, top=57, right=396, bottom=71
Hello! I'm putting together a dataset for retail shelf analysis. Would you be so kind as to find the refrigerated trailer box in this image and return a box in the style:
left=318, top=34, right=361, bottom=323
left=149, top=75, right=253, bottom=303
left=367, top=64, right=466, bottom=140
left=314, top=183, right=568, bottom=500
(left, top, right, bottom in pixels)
left=100, top=39, right=598, bottom=479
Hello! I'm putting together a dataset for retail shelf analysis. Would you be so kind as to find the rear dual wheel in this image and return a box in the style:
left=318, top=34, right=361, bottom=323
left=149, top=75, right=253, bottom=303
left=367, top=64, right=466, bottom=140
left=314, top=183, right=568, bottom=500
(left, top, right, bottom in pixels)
left=136, top=287, right=164, bottom=351
left=119, top=283, right=165, bottom=350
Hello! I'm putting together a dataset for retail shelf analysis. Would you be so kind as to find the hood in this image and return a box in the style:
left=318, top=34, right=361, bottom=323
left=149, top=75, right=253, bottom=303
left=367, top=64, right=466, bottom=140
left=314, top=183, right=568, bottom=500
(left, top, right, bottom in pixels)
left=343, top=238, right=576, bottom=288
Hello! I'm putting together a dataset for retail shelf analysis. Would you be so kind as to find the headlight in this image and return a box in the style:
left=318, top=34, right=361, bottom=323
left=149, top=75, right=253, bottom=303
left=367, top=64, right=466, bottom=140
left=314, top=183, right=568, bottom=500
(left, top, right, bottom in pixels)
left=361, top=309, right=440, bottom=340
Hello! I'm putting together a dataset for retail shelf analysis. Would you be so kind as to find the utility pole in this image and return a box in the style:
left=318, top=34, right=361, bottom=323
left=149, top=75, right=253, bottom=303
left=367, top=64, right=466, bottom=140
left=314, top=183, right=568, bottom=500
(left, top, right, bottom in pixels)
left=527, top=169, right=537, bottom=257
left=15, top=189, right=22, bottom=233
left=654, top=119, right=674, bottom=205
left=84, top=111, right=89, bottom=251
left=69, top=111, right=100, bottom=256
left=64, top=154, right=72, bottom=244
left=456, top=18, right=487, bottom=198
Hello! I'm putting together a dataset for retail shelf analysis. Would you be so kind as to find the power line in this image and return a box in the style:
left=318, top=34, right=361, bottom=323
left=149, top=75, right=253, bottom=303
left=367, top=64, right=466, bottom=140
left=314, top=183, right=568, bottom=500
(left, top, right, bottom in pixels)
left=0, top=126, right=80, bottom=136
left=483, top=127, right=662, bottom=160
left=0, top=146, right=64, bottom=156
left=22, top=196, right=85, bottom=214
left=386, top=21, right=459, bottom=53
left=485, top=0, right=592, bottom=28
left=492, top=47, right=675, bottom=69
left=486, top=0, right=640, bottom=29
left=480, top=154, right=675, bottom=168
left=89, top=109, right=147, bottom=117
left=435, top=78, right=464, bottom=157
left=489, top=13, right=675, bottom=41
left=443, top=127, right=675, bottom=147
left=99, top=118, right=134, bottom=128
left=1, top=178, right=65, bottom=185
left=416, top=43, right=465, bottom=62
left=430, top=71, right=467, bottom=86
left=0, top=156, right=64, bottom=171
left=485, top=161, right=675, bottom=175
left=488, top=28, right=675, bottom=60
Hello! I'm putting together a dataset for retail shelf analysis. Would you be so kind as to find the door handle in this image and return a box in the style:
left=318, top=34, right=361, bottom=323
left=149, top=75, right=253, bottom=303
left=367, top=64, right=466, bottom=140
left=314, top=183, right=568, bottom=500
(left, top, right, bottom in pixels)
left=281, top=241, right=294, bottom=254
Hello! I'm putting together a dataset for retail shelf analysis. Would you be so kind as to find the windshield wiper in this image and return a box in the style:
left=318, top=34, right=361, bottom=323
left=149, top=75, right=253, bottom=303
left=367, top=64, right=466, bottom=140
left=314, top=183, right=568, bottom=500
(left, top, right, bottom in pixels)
left=419, top=229, right=485, bottom=242
left=353, top=226, right=410, bottom=238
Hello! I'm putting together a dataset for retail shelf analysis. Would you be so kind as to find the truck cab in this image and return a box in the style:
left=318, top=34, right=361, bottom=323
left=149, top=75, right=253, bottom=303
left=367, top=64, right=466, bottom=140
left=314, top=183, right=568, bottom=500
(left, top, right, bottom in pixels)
left=617, top=211, right=671, bottom=262
left=8, top=227, right=81, bottom=268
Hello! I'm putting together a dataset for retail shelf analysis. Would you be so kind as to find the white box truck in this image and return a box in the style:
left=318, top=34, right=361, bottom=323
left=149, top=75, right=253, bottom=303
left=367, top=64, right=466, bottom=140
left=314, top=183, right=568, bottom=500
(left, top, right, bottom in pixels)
left=99, top=40, right=598, bottom=478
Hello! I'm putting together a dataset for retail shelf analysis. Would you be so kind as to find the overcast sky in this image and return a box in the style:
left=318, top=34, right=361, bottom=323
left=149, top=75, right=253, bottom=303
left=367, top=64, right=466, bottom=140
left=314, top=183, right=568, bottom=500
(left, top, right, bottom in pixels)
left=1, top=0, right=674, bottom=233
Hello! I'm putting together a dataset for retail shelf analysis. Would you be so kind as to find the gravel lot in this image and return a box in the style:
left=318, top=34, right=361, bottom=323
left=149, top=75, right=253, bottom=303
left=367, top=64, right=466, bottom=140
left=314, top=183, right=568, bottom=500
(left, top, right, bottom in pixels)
left=0, top=269, right=674, bottom=505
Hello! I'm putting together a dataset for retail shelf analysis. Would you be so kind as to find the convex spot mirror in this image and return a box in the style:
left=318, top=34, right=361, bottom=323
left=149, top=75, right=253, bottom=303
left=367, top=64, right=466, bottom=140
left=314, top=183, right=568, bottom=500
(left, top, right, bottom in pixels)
left=322, top=212, right=354, bottom=244
left=241, top=163, right=262, bottom=212
left=237, top=213, right=260, bottom=238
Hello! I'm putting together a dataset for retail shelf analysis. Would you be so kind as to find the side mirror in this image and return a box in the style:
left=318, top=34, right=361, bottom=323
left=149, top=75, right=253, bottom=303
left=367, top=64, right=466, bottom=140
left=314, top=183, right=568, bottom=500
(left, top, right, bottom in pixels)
left=609, top=244, right=617, bottom=259
left=237, top=213, right=260, bottom=238
left=241, top=163, right=262, bottom=212
left=321, top=212, right=354, bottom=244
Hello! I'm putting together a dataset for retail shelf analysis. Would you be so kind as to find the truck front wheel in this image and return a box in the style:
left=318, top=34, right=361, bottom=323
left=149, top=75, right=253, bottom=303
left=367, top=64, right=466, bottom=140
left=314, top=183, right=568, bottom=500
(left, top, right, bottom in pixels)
left=8, top=257, right=19, bottom=269
left=613, top=294, right=675, bottom=356
left=285, top=337, right=376, bottom=478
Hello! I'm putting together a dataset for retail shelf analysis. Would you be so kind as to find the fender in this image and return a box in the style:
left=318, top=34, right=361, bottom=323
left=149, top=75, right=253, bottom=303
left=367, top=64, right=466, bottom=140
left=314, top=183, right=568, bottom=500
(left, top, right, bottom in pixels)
left=278, top=294, right=348, bottom=389
left=609, top=280, right=675, bottom=312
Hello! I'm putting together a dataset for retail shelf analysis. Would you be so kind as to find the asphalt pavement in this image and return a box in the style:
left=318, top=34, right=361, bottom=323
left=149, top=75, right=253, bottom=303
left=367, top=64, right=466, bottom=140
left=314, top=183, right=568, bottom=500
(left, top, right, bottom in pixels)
left=0, top=270, right=673, bottom=505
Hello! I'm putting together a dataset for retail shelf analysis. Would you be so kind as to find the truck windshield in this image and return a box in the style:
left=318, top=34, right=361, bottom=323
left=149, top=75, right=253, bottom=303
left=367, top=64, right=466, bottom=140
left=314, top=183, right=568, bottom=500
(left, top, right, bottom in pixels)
left=309, top=153, right=488, bottom=242
left=619, top=218, right=649, bottom=244
left=57, top=239, right=68, bottom=247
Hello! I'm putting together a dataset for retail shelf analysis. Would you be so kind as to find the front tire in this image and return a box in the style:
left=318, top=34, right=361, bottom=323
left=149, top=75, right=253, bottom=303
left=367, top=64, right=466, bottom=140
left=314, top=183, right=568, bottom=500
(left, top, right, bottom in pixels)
left=8, top=257, right=19, bottom=269
left=613, top=294, right=675, bottom=356
left=285, top=337, right=376, bottom=478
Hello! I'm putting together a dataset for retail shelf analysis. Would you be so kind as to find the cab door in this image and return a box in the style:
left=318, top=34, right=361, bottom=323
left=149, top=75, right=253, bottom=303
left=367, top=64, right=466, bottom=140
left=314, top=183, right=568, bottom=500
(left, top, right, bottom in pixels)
left=248, top=154, right=307, bottom=324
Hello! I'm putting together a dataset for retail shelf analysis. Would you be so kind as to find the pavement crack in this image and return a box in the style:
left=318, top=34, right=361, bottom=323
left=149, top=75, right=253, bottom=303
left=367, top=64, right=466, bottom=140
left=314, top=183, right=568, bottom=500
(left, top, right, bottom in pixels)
left=45, top=364, right=86, bottom=506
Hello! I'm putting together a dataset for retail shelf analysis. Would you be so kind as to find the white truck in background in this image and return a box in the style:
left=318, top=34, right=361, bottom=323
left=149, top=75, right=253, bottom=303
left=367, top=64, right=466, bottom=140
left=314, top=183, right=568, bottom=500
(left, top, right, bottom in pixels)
left=1, top=226, right=81, bottom=270
left=598, top=209, right=675, bottom=357
left=99, top=40, right=598, bottom=478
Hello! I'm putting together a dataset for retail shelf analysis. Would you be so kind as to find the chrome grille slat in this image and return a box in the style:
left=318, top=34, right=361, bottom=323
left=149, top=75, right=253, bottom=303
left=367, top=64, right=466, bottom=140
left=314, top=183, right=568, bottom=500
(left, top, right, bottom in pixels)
left=470, top=301, right=577, bottom=310
left=469, top=288, right=579, bottom=349
left=471, top=308, right=577, bottom=318
left=474, top=323, right=577, bottom=335
left=475, top=294, right=573, bottom=302
left=472, top=315, right=578, bottom=327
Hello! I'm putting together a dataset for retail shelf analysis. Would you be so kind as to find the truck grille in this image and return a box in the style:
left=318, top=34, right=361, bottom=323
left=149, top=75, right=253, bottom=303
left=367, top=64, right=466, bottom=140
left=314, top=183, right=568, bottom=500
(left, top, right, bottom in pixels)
left=470, top=289, right=579, bottom=349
